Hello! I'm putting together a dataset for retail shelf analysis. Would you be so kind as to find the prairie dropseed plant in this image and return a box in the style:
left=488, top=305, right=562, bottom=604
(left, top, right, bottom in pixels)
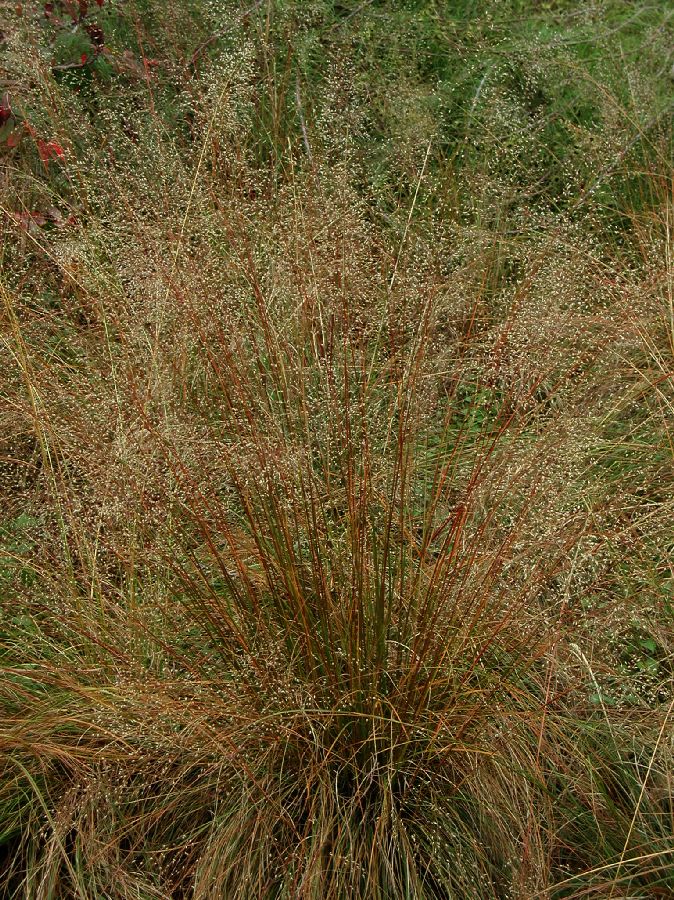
left=1, top=1, right=673, bottom=897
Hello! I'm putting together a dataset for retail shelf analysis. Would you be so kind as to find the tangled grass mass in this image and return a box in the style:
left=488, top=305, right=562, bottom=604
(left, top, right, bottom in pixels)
left=1, top=1, right=673, bottom=896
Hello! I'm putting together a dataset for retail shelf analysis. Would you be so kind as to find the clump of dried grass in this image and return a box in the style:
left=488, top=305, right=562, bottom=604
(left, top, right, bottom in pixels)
left=1, top=2, right=673, bottom=897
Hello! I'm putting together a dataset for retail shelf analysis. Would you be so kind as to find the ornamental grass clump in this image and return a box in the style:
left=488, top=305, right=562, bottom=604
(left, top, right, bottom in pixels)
left=1, top=165, right=664, bottom=895
left=1, top=1, right=673, bottom=897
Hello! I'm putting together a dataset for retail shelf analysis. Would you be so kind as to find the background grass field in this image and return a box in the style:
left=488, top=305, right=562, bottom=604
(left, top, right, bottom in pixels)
left=1, top=1, right=673, bottom=896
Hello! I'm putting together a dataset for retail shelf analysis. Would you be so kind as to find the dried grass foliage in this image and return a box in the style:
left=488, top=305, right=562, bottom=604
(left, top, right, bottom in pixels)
left=1, top=1, right=673, bottom=896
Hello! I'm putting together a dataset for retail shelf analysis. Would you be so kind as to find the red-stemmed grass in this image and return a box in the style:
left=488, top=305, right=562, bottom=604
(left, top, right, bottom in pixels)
left=2, top=4, right=673, bottom=894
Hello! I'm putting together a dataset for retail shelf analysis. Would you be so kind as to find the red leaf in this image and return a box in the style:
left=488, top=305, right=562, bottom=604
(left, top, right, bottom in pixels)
left=37, top=139, right=65, bottom=168
left=37, top=140, right=49, bottom=164
left=50, top=141, right=65, bottom=159
left=6, top=129, right=22, bottom=148
left=0, top=94, right=11, bottom=127
left=13, top=211, right=47, bottom=232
